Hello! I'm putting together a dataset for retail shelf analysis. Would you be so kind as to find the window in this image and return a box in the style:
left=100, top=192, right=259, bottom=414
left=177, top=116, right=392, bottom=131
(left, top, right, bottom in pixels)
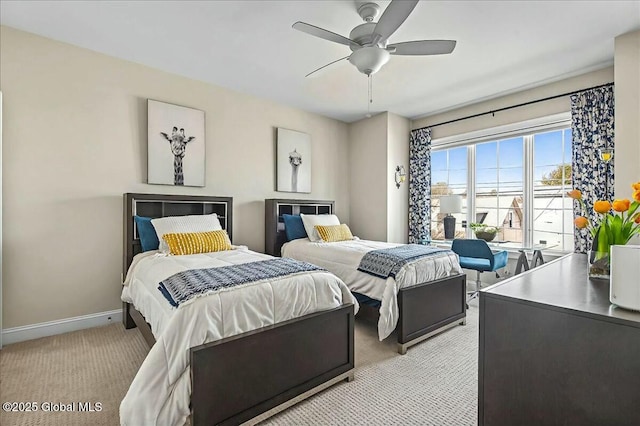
left=430, top=115, right=573, bottom=252
left=431, top=147, right=467, bottom=239
left=533, top=129, right=573, bottom=250
left=475, top=137, right=524, bottom=243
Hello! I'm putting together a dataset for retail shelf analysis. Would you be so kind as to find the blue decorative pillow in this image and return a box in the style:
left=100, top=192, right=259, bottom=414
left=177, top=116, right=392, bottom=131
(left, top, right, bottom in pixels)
left=283, top=214, right=308, bottom=241
left=135, top=215, right=160, bottom=252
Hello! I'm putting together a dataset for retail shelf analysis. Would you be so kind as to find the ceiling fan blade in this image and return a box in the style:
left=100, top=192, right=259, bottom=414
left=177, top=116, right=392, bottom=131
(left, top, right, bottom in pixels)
left=372, top=0, right=419, bottom=44
left=305, top=56, right=350, bottom=78
left=388, top=40, right=457, bottom=55
left=293, top=22, right=357, bottom=47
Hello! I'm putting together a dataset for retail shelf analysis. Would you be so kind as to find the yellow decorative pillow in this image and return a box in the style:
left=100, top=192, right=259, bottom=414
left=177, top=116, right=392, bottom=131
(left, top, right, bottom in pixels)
left=314, top=224, right=354, bottom=242
left=162, top=230, right=232, bottom=255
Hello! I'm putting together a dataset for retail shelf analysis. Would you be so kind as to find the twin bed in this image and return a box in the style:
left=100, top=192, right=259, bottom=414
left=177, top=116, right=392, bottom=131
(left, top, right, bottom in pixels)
left=265, top=198, right=467, bottom=355
left=121, top=193, right=466, bottom=425
left=121, top=193, right=355, bottom=426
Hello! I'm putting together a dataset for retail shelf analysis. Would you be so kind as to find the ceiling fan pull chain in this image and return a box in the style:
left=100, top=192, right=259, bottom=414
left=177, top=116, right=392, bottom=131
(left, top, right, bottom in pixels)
left=366, top=74, right=372, bottom=117
left=371, top=74, right=374, bottom=105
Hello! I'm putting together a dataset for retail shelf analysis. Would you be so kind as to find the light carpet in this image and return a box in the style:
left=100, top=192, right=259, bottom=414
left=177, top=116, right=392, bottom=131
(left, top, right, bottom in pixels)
left=263, top=303, right=478, bottom=426
left=0, top=302, right=478, bottom=426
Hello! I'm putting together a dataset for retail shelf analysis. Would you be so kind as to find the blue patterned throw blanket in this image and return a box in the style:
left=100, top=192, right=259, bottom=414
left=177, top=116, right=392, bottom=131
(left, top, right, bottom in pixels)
left=158, top=258, right=324, bottom=307
left=357, top=245, right=447, bottom=279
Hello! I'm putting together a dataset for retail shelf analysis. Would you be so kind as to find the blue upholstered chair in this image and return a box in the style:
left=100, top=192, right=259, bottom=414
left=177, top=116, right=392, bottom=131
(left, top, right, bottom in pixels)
left=451, top=239, right=509, bottom=300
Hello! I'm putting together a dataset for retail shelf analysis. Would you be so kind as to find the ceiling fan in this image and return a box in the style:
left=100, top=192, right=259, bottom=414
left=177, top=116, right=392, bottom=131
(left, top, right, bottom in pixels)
left=293, top=0, right=456, bottom=78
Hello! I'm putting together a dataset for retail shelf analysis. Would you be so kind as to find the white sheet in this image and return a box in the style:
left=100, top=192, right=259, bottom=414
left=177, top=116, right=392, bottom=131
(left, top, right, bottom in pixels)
left=281, top=238, right=462, bottom=341
left=120, top=247, right=357, bottom=426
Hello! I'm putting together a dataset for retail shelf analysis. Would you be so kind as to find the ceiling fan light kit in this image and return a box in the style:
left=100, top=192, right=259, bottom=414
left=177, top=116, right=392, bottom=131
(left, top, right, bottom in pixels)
left=349, top=46, right=390, bottom=76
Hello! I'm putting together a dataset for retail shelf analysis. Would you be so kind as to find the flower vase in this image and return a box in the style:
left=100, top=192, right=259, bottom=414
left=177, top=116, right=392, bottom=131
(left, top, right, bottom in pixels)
left=588, top=249, right=611, bottom=280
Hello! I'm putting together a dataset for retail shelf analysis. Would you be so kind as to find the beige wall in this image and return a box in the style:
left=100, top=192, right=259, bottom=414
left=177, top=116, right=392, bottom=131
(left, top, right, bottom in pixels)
left=614, top=30, right=640, bottom=244
left=348, top=112, right=410, bottom=243
left=412, top=67, right=614, bottom=139
left=0, top=26, right=350, bottom=329
left=614, top=30, right=640, bottom=198
left=386, top=113, right=410, bottom=243
left=348, top=112, right=388, bottom=240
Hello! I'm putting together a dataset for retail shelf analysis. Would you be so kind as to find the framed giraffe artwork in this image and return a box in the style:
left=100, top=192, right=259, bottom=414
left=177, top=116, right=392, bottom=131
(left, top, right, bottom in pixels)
left=147, top=99, right=205, bottom=187
left=276, top=128, right=311, bottom=193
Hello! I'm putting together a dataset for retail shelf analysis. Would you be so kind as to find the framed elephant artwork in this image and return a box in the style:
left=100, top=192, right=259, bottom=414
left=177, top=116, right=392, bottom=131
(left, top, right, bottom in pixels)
left=147, top=99, right=205, bottom=187
left=276, top=128, right=311, bottom=193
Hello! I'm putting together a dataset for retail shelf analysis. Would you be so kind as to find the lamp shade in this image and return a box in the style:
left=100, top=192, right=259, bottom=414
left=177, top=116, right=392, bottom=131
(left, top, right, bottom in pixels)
left=440, top=195, right=462, bottom=214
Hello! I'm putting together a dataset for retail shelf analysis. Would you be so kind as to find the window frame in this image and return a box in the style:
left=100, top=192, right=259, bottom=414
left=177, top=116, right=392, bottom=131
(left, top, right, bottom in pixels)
left=430, top=113, right=572, bottom=253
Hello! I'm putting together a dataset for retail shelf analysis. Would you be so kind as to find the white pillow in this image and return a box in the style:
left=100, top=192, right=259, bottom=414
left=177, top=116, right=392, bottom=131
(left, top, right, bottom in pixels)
left=151, top=213, right=223, bottom=253
left=300, top=213, right=341, bottom=242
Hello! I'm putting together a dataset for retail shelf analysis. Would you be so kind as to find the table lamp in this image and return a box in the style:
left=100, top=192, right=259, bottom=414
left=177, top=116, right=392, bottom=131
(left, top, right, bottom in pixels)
left=440, top=195, right=462, bottom=240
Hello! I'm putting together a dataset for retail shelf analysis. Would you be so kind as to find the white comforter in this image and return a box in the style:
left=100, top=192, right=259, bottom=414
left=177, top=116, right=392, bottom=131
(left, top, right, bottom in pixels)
left=120, top=247, right=356, bottom=426
left=281, top=239, right=462, bottom=340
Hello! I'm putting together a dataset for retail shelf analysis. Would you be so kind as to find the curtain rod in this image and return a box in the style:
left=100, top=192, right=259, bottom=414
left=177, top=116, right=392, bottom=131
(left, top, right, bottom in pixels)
left=416, top=82, right=614, bottom=131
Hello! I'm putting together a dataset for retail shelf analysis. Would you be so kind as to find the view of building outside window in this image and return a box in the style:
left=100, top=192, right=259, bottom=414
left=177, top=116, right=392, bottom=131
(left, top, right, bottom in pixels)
left=476, top=137, right=524, bottom=243
left=533, top=129, right=573, bottom=250
left=431, top=147, right=467, bottom=239
left=430, top=127, right=573, bottom=251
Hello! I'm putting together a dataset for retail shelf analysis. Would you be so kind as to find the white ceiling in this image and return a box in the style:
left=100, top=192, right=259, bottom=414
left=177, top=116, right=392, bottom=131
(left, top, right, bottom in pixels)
left=1, top=1, right=638, bottom=123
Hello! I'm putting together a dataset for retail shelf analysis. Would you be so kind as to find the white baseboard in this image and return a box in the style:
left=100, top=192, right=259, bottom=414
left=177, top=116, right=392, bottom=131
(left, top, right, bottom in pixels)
left=1, top=309, right=122, bottom=346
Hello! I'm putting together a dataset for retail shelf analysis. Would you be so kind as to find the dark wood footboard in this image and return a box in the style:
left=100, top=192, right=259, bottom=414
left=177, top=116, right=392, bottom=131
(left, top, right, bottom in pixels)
left=190, top=303, right=355, bottom=426
left=352, top=274, right=466, bottom=354
left=124, top=302, right=354, bottom=425
left=397, top=274, right=467, bottom=354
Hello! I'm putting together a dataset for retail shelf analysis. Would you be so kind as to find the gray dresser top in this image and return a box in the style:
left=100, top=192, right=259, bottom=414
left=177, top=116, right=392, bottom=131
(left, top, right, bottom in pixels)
left=482, top=253, right=640, bottom=326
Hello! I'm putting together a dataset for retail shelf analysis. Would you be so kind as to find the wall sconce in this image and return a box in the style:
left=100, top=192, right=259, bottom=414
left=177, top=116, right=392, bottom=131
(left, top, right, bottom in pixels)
left=599, top=147, right=614, bottom=163
left=395, top=165, right=406, bottom=189
left=599, top=147, right=614, bottom=197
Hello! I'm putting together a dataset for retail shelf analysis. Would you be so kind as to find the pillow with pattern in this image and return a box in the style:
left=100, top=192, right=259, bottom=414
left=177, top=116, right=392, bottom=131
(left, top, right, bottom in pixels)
left=300, top=213, right=341, bottom=242
left=314, top=224, right=354, bottom=242
left=162, top=230, right=232, bottom=256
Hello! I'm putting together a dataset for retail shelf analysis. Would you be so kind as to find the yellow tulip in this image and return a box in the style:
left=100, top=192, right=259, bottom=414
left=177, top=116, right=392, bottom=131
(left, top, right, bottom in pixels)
left=566, top=190, right=582, bottom=200
left=574, top=216, right=589, bottom=229
left=634, top=189, right=640, bottom=203
left=612, top=199, right=631, bottom=212
left=635, top=214, right=640, bottom=224
left=632, top=182, right=640, bottom=191
left=594, top=200, right=611, bottom=214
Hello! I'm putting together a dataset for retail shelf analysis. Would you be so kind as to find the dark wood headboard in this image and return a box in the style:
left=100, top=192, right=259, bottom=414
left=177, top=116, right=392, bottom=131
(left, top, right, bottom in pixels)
left=123, top=193, right=233, bottom=278
left=264, top=199, right=334, bottom=257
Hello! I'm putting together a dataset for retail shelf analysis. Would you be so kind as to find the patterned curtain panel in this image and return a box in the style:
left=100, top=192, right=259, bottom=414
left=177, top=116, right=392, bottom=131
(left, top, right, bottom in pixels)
left=409, top=128, right=432, bottom=243
left=570, top=85, right=615, bottom=253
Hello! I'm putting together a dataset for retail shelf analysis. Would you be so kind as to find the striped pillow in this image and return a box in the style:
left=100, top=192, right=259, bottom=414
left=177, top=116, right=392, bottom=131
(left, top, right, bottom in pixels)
left=314, top=224, right=354, bottom=242
left=162, top=230, right=232, bottom=255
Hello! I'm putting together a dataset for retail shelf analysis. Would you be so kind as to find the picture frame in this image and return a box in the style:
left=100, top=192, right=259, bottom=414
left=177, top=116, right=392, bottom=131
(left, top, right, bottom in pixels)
left=147, top=99, right=205, bottom=187
left=276, top=128, right=311, bottom=193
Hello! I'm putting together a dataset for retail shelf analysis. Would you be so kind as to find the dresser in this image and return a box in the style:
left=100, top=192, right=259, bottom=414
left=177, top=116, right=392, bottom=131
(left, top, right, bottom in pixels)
left=479, top=253, right=640, bottom=426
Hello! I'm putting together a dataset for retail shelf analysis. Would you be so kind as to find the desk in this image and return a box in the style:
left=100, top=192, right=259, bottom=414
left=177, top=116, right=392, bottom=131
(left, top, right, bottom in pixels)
left=425, top=239, right=556, bottom=275
left=478, top=254, right=640, bottom=425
